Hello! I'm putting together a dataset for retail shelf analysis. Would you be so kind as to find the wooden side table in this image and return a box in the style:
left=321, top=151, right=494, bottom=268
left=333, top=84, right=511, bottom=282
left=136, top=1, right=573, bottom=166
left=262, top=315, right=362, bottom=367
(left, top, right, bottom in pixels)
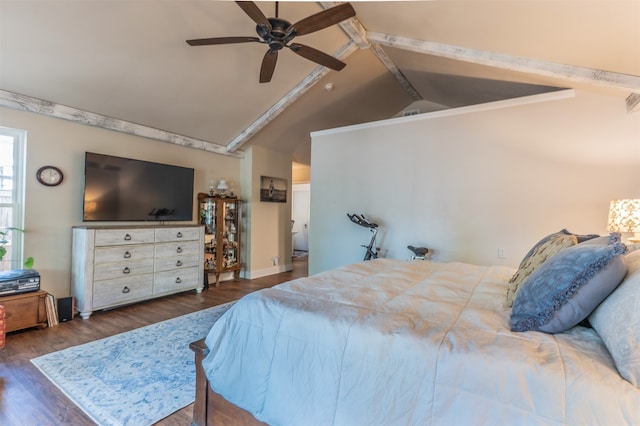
left=0, top=290, right=47, bottom=333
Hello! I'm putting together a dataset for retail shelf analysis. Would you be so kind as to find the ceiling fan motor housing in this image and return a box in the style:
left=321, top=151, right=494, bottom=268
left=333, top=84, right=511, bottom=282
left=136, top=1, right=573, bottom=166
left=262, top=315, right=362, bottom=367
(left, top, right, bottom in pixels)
left=257, top=18, right=296, bottom=50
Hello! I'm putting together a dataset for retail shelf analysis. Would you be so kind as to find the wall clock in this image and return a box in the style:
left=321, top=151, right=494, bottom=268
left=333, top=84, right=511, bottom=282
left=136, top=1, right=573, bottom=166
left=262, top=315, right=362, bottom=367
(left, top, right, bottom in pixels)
left=36, top=165, right=64, bottom=187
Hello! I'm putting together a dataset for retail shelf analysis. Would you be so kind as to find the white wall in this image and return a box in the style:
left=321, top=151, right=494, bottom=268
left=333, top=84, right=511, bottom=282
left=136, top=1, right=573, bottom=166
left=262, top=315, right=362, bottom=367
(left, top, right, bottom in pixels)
left=1, top=106, right=240, bottom=298
left=309, top=90, right=640, bottom=275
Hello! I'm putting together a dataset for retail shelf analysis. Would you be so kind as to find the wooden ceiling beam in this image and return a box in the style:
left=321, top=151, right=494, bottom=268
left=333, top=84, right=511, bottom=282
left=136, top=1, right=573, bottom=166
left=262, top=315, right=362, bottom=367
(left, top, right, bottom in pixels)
left=320, top=2, right=422, bottom=101
left=367, top=32, right=640, bottom=92
left=0, top=90, right=241, bottom=157
left=226, top=41, right=358, bottom=153
left=627, top=93, right=640, bottom=113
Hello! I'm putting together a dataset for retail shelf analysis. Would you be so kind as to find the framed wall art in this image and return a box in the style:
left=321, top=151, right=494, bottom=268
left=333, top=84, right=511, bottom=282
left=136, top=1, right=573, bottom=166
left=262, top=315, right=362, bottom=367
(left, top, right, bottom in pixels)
left=260, top=176, right=287, bottom=203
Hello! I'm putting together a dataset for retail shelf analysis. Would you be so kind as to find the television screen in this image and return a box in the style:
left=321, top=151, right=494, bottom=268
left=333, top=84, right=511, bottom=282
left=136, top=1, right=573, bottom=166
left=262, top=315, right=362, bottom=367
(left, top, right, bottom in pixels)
left=83, top=152, right=194, bottom=222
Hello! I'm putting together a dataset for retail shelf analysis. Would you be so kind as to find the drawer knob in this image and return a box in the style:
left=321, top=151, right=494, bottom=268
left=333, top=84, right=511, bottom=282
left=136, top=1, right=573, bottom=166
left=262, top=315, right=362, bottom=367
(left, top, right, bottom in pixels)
left=176, top=260, right=183, bottom=267
left=123, top=251, right=131, bottom=259
left=175, top=277, right=182, bottom=284
left=123, top=267, right=131, bottom=274
left=176, top=232, right=183, bottom=238
left=176, top=246, right=183, bottom=253
left=124, top=234, right=132, bottom=241
left=122, top=286, right=130, bottom=293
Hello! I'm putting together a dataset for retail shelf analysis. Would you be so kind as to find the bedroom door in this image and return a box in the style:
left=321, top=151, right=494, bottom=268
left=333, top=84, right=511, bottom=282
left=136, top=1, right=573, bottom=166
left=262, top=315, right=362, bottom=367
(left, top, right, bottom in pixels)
left=292, top=183, right=310, bottom=253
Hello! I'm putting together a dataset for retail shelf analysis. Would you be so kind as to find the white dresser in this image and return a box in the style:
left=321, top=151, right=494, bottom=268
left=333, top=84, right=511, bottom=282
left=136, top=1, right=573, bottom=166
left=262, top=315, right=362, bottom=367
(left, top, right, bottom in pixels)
left=72, top=225, right=205, bottom=319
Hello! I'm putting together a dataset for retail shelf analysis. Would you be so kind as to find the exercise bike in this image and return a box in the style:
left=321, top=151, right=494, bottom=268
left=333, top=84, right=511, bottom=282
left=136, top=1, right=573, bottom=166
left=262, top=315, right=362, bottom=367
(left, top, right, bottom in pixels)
left=347, top=213, right=380, bottom=261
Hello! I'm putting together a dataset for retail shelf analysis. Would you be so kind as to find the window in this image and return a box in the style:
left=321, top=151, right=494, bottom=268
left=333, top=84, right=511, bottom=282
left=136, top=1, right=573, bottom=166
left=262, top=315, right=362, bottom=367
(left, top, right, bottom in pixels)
left=0, top=126, right=26, bottom=270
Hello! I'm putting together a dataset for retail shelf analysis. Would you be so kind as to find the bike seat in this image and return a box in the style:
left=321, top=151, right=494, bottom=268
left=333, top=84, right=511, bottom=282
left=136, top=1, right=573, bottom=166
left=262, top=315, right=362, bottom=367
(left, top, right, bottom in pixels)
left=407, top=245, right=429, bottom=257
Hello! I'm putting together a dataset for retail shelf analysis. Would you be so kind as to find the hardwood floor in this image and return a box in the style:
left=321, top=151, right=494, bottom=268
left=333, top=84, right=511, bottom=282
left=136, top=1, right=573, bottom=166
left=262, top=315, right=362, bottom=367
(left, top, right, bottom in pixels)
left=0, top=257, right=308, bottom=425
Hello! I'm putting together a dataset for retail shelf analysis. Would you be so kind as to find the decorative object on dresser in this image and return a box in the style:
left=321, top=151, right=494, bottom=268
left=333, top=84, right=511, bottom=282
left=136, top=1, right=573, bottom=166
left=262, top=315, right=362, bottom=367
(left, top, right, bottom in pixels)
left=198, top=193, right=242, bottom=287
left=71, top=225, right=205, bottom=319
left=216, top=179, right=229, bottom=197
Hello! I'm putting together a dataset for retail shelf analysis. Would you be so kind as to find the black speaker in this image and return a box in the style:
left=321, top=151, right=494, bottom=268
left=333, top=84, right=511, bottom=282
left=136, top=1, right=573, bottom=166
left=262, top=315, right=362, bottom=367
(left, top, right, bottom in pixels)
left=57, top=297, right=75, bottom=322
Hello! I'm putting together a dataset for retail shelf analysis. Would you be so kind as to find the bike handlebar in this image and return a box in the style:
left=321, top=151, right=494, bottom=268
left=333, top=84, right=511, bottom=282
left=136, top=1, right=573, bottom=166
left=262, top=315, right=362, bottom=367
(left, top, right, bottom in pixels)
left=347, top=213, right=379, bottom=228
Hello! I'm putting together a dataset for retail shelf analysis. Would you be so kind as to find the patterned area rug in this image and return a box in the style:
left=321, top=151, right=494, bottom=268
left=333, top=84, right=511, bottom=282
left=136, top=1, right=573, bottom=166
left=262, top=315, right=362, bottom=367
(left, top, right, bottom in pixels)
left=31, top=302, right=234, bottom=426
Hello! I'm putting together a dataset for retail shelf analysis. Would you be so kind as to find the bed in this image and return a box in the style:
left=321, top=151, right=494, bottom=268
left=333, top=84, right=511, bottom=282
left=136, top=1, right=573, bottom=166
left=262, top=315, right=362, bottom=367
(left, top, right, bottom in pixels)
left=191, top=231, right=640, bottom=425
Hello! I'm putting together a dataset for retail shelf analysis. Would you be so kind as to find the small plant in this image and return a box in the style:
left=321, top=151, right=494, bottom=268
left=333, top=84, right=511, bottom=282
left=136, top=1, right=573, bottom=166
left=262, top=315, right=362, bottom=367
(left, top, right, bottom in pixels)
left=0, top=227, right=34, bottom=269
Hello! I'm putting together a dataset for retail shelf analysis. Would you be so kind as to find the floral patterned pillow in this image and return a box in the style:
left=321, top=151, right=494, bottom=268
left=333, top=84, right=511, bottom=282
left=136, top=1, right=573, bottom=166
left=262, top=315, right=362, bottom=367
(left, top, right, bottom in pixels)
left=506, top=234, right=577, bottom=306
left=511, top=234, right=627, bottom=334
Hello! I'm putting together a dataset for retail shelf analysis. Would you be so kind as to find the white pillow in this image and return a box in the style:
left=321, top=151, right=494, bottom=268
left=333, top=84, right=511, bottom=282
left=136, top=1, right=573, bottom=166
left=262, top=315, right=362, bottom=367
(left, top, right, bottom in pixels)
left=589, top=249, right=640, bottom=386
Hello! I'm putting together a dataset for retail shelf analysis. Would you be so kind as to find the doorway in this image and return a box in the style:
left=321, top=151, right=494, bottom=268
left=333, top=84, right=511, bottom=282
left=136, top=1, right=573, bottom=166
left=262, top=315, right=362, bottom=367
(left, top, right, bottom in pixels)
left=292, top=183, right=310, bottom=256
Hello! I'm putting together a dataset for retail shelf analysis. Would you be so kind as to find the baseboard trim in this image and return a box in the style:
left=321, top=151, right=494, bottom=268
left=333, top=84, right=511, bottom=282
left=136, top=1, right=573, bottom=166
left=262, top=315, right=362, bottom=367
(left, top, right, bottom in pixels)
left=244, top=264, right=292, bottom=280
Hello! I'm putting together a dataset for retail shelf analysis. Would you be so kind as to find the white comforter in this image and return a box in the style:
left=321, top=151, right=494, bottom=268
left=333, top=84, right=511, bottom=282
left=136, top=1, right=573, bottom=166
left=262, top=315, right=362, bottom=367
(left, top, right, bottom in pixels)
left=202, top=259, right=640, bottom=425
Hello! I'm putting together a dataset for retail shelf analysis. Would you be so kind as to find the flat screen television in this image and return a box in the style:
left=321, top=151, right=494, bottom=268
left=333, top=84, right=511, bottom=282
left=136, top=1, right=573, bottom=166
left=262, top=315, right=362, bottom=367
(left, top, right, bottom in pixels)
left=83, top=152, right=194, bottom=222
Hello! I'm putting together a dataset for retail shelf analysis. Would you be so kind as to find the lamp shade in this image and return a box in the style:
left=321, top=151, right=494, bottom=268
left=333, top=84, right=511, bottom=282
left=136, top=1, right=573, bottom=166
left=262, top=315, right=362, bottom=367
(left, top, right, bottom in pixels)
left=607, top=199, right=640, bottom=233
left=217, top=179, right=228, bottom=191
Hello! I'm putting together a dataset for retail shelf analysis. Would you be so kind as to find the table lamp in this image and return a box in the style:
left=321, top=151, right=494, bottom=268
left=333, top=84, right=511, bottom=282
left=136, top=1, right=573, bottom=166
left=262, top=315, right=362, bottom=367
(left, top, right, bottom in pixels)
left=607, top=199, right=640, bottom=243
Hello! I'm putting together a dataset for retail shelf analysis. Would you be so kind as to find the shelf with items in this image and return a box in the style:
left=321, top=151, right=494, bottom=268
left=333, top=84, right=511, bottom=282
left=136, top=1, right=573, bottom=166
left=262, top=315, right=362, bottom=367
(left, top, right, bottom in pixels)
left=198, top=193, right=242, bottom=287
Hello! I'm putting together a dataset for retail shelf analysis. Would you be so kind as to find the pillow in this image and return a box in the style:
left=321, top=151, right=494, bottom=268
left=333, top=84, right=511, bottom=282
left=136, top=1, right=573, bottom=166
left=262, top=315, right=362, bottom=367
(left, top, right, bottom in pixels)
left=511, top=233, right=627, bottom=334
left=589, top=249, right=640, bottom=386
left=517, top=229, right=599, bottom=269
left=626, top=242, right=640, bottom=253
left=506, top=234, right=577, bottom=307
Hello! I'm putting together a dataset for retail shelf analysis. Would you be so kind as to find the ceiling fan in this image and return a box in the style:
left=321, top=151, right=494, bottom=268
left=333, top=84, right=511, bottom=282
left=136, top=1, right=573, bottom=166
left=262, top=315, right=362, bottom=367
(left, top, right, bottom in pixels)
left=186, top=1, right=356, bottom=83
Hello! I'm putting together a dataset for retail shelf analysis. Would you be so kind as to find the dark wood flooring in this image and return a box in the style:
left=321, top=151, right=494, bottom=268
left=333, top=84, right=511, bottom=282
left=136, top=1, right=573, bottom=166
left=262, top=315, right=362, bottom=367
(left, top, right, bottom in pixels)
left=0, top=257, right=308, bottom=425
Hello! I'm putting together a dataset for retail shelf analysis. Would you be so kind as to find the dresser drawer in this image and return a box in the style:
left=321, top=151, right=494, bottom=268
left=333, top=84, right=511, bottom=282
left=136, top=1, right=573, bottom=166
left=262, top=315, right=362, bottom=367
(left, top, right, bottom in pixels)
left=93, top=275, right=154, bottom=309
left=94, top=244, right=155, bottom=264
left=154, top=267, right=199, bottom=295
left=154, top=253, right=200, bottom=272
left=94, top=258, right=154, bottom=281
left=154, top=240, right=200, bottom=258
left=95, top=228, right=155, bottom=246
left=155, top=227, right=200, bottom=243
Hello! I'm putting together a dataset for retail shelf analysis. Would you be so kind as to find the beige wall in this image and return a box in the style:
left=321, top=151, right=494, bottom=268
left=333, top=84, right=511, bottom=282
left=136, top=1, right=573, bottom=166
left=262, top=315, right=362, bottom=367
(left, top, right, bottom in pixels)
left=309, top=90, right=640, bottom=275
left=241, top=145, right=293, bottom=278
left=0, top=106, right=241, bottom=298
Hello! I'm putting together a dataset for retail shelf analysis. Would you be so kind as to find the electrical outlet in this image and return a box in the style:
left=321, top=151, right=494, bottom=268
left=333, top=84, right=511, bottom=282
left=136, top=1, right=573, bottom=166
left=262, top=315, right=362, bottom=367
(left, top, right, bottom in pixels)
left=273, top=256, right=279, bottom=266
left=498, top=248, right=506, bottom=259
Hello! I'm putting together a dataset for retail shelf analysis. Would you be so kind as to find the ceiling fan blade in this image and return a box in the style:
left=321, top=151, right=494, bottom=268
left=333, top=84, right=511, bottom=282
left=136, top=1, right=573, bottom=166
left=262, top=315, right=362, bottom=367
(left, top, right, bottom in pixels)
left=288, top=3, right=355, bottom=37
left=186, top=36, right=260, bottom=46
left=236, top=1, right=271, bottom=30
left=288, top=43, right=346, bottom=71
left=260, top=49, right=278, bottom=83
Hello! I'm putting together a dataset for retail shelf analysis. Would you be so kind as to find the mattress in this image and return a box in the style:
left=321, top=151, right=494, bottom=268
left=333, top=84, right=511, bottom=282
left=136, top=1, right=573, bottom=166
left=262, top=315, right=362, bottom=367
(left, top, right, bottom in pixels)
left=202, top=258, right=640, bottom=425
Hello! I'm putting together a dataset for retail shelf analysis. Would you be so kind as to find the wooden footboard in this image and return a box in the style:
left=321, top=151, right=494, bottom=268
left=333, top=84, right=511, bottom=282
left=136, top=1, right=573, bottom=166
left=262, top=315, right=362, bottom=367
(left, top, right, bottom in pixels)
left=190, top=339, right=266, bottom=426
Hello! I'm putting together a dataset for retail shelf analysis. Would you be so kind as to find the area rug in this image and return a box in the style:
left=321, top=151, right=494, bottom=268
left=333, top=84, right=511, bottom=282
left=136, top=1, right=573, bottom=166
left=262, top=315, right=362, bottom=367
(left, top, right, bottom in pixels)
left=31, top=302, right=234, bottom=426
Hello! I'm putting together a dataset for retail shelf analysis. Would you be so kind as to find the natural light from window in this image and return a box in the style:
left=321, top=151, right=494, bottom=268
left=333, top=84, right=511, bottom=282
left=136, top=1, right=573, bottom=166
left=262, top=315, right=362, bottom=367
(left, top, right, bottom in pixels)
left=0, top=127, right=26, bottom=270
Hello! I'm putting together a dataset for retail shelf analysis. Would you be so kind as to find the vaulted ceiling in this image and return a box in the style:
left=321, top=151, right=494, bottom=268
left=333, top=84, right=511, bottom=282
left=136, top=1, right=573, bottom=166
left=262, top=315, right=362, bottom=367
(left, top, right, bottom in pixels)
left=1, top=1, right=639, bottom=165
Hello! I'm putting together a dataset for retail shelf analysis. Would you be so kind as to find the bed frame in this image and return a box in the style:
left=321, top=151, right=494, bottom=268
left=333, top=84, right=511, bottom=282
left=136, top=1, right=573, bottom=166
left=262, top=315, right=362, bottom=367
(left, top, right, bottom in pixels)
left=190, top=339, right=266, bottom=426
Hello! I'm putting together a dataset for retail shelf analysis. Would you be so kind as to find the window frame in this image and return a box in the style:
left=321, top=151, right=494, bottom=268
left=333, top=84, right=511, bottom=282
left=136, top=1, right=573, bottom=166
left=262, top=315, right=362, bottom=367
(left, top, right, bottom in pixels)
left=0, top=126, right=26, bottom=270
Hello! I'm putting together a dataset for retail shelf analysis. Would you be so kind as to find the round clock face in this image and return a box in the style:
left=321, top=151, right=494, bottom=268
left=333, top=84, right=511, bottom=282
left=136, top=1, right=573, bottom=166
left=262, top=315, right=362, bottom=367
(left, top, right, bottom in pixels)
left=36, top=166, right=64, bottom=186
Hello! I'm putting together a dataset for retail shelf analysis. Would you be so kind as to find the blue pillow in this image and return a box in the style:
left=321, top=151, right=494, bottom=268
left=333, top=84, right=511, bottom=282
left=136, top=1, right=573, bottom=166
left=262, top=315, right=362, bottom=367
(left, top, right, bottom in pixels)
left=517, top=229, right=599, bottom=269
left=511, top=233, right=627, bottom=333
